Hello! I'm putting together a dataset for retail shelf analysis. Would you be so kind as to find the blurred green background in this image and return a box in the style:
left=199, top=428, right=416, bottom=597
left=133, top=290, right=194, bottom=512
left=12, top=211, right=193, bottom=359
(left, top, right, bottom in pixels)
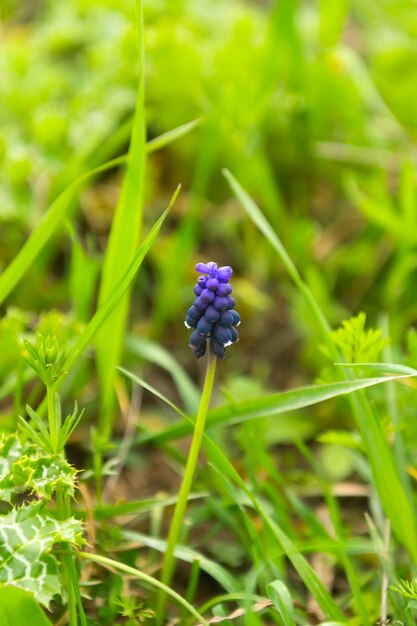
left=1, top=0, right=417, bottom=401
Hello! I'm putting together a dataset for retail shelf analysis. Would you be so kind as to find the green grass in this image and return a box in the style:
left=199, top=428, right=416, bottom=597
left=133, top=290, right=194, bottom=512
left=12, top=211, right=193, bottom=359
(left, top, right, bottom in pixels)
left=2, top=0, right=417, bottom=625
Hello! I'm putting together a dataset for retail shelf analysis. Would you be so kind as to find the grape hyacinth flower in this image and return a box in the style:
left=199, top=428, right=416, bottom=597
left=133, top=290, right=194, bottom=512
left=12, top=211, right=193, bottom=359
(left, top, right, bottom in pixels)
left=185, top=261, right=240, bottom=359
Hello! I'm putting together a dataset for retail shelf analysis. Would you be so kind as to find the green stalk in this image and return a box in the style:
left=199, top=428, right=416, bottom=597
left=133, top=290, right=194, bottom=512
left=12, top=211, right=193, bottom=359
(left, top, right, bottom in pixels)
left=157, top=352, right=217, bottom=622
left=77, top=552, right=208, bottom=625
left=47, top=385, right=58, bottom=453
left=47, top=387, right=79, bottom=626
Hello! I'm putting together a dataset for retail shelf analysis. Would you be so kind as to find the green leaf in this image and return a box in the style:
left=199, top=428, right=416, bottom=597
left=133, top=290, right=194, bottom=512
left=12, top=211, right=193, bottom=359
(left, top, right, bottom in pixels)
left=0, top=586, right=53, bottom=626
left=266, top=580, right=296, bottom=626
left=0, top=432, right=76, bottom=502
left=146, top=118, right=202, bottom=154
left=0, top=435, right=22, bottom=502
left=137, top=374, right=413, bottom=445
left=95, top=0, right=146, bottom=430
left=9, top=454, right=77, bottom=500
left=337, top=362, right=417, bottom=376
left=0, top=501, right=84, bottom=607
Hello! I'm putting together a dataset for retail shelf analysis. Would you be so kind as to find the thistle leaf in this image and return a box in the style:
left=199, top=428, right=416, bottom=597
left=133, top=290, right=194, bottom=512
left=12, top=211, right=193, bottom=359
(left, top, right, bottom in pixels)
left=10, top=454, right=77, bottom=500
left=0, top=435, right=22, bottom=502
left=0, top=501, right=84, bottom=607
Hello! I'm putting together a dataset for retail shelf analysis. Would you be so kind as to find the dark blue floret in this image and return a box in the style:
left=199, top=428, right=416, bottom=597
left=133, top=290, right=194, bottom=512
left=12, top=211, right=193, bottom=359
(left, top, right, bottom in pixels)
left=197, top=317, right=213, bottom=336
left=201, top=289, right=215, bottom=303
left=211, top=339, right=226, bottom=359
left=194, top=296, right=207, bottom=310
left=230, top=327, right=239, bottom=343
left=213, top=296, right=228, bottom=310
left=185, top=315, right=197, bottom=328
left=216, top=283, right=232, bottom=297
left=185, top=261, right=241, bottom=359
left=213, top=325, right=232, bottom=346
left=189, top=330, right=207, bottom=358
left=225, top=296, right=235, bottom=310
left=205, top=305, right=221, bottom=323
left=219, top=310, right=234, bottom=326
left=231, top=310, right=241, bottom=326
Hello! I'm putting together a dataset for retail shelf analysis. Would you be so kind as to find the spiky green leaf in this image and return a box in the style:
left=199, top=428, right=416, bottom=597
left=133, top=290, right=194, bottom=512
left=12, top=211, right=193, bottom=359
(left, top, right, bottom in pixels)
left=0, top=502, right=84, bottom=607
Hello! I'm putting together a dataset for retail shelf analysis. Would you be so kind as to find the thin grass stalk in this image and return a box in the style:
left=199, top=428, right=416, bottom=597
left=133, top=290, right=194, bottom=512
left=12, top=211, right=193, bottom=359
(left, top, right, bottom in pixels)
left=157, top=353, right=217, bottom=623
left=77, top=552, right=208, bottom=625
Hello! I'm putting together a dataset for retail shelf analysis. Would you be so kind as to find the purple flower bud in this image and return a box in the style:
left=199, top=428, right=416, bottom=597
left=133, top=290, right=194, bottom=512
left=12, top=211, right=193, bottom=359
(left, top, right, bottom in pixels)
left=217, top=266, right=233, bottom=282
left=225, top=296, right=235, bottom=310
left=194, top=296, right=208, bottom=311
left=200, top=289, right=215, bottom=303
left=231, top=310, right=241, bottom=326
left=230, top=327, right=239, bottom=343
left=197, top=276, right=207, bottom=287
left=194, top=284, right=203, bottom=296
left=191, top=342, right=207, bottom=358
left=219, top=310, right=234, bottom=326
left=206, top=278, right=219, bottom=291
left=213, top=296, right=228, bottom=310
left=184, top=315, right=197, bottom=329
left=205, top=305, right=221, bottom=323
left=211, top=339, right=226, bottom=359
left=213, top=325, right=232, bottom=346
left=196, top=317, right=213, bottom=336
left=196, top=261, right=218, bottom=275
left=216, top=283, right=232, bottom=297
left=189, top=330, right=207, bottom=358
left=187, top=305, right=203, bottom=321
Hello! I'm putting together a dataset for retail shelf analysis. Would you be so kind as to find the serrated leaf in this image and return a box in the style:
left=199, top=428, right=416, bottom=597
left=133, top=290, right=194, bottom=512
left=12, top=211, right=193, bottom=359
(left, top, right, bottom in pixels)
left=0, top=501, right=84, bottom=607
left=0, top=432, right=77, bottom=502
left=11, top=454, right=77, bottom=500
left=0, top=435, right=23, bottom=502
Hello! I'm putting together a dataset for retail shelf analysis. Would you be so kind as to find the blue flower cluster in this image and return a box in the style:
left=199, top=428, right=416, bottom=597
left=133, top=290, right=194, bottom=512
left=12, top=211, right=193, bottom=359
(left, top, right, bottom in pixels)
left=185, top=262, right=240, bottom=359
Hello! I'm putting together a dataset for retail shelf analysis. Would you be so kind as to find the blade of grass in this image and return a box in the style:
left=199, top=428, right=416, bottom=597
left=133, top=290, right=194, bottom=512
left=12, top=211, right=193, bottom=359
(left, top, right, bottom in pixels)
left=124, top=337, right=200, bottom=414
left=77, top=552, right=208, bottom=625
left=118, top=366, right=188, bottom=419
left=135, top=374, right=414, bottom=445
left=95, top=0, right=147, bottom=439
left=146, top=117, right=202, bottom=153
left=223, top=169, right=417, bottom=565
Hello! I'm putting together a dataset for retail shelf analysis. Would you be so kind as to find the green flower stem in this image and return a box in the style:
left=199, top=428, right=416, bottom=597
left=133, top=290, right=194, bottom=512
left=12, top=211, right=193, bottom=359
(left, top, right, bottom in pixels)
left=157, top=352, right=217, bottom=622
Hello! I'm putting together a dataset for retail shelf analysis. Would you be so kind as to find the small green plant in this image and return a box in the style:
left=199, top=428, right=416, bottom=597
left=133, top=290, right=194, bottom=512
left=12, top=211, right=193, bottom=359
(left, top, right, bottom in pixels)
left=115, top=594, right=155, bottom=625
left=391, top=579, right=417, bottom=600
